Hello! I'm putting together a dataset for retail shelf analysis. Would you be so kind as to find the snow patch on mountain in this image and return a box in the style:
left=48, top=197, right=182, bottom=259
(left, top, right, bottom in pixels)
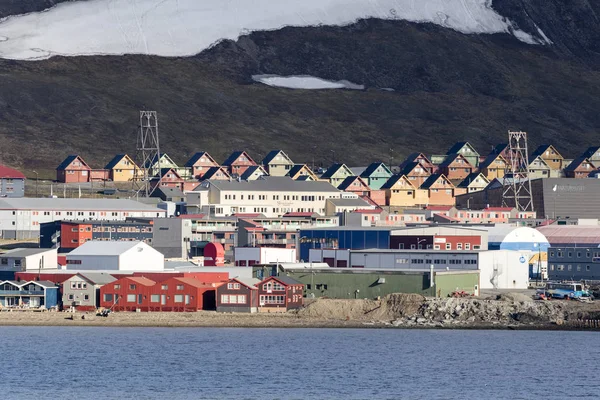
left=252, top=75, right=364, bottom=90
left=0, top=0, right=547, bottom=60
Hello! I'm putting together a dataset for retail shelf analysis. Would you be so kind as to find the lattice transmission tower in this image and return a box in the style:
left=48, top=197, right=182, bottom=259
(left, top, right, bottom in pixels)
left=133, top=111, right=161, bottom=197
left=502, top=130, right=534, bottom=211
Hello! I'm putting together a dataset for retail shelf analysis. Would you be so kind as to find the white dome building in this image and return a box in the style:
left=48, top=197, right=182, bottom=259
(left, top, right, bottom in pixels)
left=485, top=225, right=550, bottom=252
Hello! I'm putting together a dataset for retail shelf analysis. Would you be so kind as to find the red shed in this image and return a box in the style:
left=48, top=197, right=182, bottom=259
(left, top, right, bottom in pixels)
left=257, top=276, right=304, bottom=312
left=100, top=276, right=156, bottom=311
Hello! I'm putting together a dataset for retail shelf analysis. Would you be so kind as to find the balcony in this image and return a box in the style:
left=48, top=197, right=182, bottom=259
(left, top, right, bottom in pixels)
left=255, top=239, right=292, bottom=245
left=0, top=290, right=45, bottom=296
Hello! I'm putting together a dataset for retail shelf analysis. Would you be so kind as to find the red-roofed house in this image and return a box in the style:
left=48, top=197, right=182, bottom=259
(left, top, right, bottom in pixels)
left=0, top=165, right=26, bottom=198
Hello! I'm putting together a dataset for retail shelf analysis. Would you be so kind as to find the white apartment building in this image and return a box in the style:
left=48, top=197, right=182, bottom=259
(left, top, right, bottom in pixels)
left=193, top=177, right=342, bottom=217
left=0, top=198, right=166, bottom=239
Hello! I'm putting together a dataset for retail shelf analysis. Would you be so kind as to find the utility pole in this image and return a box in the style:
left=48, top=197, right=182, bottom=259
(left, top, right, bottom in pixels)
left=32, top=171, right=38, bottom=197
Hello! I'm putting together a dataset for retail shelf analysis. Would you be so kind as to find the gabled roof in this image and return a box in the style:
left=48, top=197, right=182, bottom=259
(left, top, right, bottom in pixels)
left=229, top=277, right=260, bottom=290
left=151, top=186, right=185, bottom=199
left=531, top=144, right=563, bottom=160
left=262, top=276, right=303, bottom=286
left=262, top=150, right=292, bottom=166
left=184, top=152, right=217, bottom=168
left=104, top=154, right=136, bottom=170
left=172, top=277, right=214, bottom=289
left=479, top=153, right=507, bottom=170
left=143, top=152, right=177, bottom=169
left=582, top=146, right=600, bottom=159
left=68, top=241, right=150, bottom=256
left=446, top=141, right=479, bottom=156
left=321, top=163, right=353, bottom=179
left=457, top=172, right=489, bottom=188
left=153, top=168, right=182, bottom=179
left=360, top=162, right=392, bottom=178
left=564, top=156, right=595, bottom=172
left=381, top=174, right=415, bottom=190
left=126, top=277, right=156, bottom=287
left=201, top=166, right=231, bottom=180
left=528, top=155, right=551, bottom=169
left=0, top=165, right=25, bottom=179
left=241, top=165, right=267, bottom=181
left=400, top=152, right=433, bottom=167
left=76, top=272, right=117, bottom=285
left=222, top=151, right=256, bottom=166
left=491, top=143, right=508, bottom=155
left=57, top=155, right=89, bottom=171
left=438, top=153, right=473, bottom=168
left=337, top=176, right=369, bottom=191
left=398, top=161, right=430, bottom=177
left=296, top=175, right=313, bottom=181
left=420, top=174, right=453, bottom=189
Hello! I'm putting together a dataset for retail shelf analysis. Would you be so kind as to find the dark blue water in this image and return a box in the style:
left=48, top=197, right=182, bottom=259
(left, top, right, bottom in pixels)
left=0, top=327, right=597, bottom=399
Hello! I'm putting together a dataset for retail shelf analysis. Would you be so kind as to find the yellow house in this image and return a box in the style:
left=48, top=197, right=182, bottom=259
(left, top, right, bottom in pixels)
left=382, top=175, right=428, bottom=207
left=478, top=153, right=507, bottom=180
left=104, top=154, right=140, bottom=182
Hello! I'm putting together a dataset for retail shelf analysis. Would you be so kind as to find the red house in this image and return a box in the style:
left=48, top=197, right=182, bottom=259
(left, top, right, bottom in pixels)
left=56, top=155, right=91, bottom=183
left=146, top=277, right=216, bottom=311
left=216, top=278, right=260, bottom=313
left=100, top=276, right=156, bottom=311
left=150, top=168, right=184, bottom=191
left=222, top=151, right=257, bottom=176
left=257, top=276, right=304, bottom=311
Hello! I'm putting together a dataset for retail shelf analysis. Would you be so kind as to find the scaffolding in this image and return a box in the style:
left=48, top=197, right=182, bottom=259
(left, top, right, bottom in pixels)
left=133, top=111, right=161, bottom=197
left=502, top=130, right=534, bottom=211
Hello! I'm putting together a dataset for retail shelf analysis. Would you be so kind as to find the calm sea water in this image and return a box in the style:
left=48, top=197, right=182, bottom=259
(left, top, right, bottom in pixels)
left=0, top=327, right=598, bottom=399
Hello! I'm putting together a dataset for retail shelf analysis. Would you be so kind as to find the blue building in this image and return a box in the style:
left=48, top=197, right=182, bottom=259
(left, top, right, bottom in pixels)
left=0, top=280, right=58, bottom=309
left=298, top=227, right=393, bottom=262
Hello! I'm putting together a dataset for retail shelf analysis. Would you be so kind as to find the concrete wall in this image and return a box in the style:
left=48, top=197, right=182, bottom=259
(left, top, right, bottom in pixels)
left=478, top=250, right=530, bottom=290
left=121, top=245, right=164, bottom=271
left=152, top=218, right=192, bottom=259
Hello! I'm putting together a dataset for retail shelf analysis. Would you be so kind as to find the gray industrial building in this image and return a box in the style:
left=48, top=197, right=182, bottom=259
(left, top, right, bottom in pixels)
left=152, top=218, right=193, bottom=259
left=547, top=246, right=600, bottom=281
left=456, top=178, right=600, bottom=219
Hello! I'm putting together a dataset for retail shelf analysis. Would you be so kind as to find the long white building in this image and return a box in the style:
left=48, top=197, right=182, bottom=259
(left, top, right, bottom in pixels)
left=0, top=198, right=166, bottom=239
left=192, top=177, right=344, bottom=217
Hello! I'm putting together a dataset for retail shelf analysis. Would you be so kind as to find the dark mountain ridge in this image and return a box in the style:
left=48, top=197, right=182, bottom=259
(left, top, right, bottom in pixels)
left=0, top=1, right=598, bottom=173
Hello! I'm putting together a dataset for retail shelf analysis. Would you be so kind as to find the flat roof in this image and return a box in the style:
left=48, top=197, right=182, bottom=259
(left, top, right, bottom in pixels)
left=348, top=249, right=503, bottom=254
left=0, top=198, right=165, bottom=212
left=205, top=177, right=340, bottom=193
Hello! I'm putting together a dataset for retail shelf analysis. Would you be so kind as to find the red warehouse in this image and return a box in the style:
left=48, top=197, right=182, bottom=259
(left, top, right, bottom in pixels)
left=100, top=276, right=156, bottom=311
left=147, top=277, right=216, bottom=311
left=257, top=276, right=304, bottom=311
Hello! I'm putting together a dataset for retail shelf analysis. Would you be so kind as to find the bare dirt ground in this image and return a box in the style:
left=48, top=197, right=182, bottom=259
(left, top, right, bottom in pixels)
left=1, top=294, right=599, bottom=330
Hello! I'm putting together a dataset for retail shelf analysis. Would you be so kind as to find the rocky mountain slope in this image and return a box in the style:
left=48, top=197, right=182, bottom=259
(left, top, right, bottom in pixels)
left=0, top=1, right=598, bottom=173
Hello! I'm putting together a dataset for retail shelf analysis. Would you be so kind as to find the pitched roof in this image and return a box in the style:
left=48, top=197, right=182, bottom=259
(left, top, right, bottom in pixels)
left=381, top=174, right=415, bottom=190
left=457, top=172, right=489, bottom=188
left=479, top=153, right=506, bottom=169
left=222, top=151, right=255, bottom=166
left=337, top=176, right=368, bottom=190
left=264, top=276, right=303, bottom=286
left=231, top=277, right=260, bottom=289
left=360, top=162, right=391, bottom=178
left=531, top=144, right=562, bottom=160
left=76, top=272, right=117, bottom=285
left=438, top=153, right=473, bottom=168
left=420, top=174, right=452, bottom=189
left=241, top=165, right=267, bottom=180
left=564, top=156, right=594, bottom=172
left=68, top=241, right=150, bottom=256
left=143, top=153, right=175, bottom=169
left=0, top=198, right=163, bottom=212
left=581, top=146, right=600, bottom=159
left=201, top=166, right=230, bottom=180
left=172, top=277, right=214, bottom=288
left=57, top=155, right=89, bottom=170
left=262, top=150, right=292, bottom=166
left=151, top=186, right=185, bottom=199
left=127, top=276, right=156, bottom=286
left=492, top=143, right=508, bottom=155
left=0, top=165, right=25, bottom=179
left=0, top=248, right=55, bottom=258
left=184, top=152, right=216, bottom=168
left=400, top=153, right=433, bottom=168
left=446, top=141, right=478, bottom=155
left=398, top=161, right=429, bottom=177
left=287, top=164, right=307, bottom=177
left=104, top=154, right=132, bottom=170
left=321, top=163, right=352, bottom=179
left=327, top=197, right=373, bottom=207
left=296, top=175, right=313, bottom=181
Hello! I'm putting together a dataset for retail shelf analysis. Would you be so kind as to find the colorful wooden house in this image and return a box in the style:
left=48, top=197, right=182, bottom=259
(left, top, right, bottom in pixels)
left=437, top=153, right=474, bottom=181
left=420, top=174, right=456, bottom=206
left=530, top=144, right=564, bottom=171
left=144, top=153, right=181, bottom=177
left=150, top=168, right=184, bottom=191
left=457, top=172, right=490, bottom=194
left=399, top=153, right=436, bottom=174
left=478, top=153, right=507, bottom=180
left=321, top=163, right=355, bottom=187
left=222, top=151, right=257, bottom=176
left=241, top=165, right=268, bottom=181
left=360, top=162, right=393, bottom=190
left=564, top=156, right=595, bottom=178
left=104, top=154, right=140, bottom=182
left=286, top=164, right=318, bottom=181
left=257, top=276, right=304, bottom=311
left=262, top=150, right=294, bottom=177
left=446, top=141, right=481, bottom=167
left=381, top=175, right=428, bottom=207
left=200, top=166, right=231, bottom=181
left=56, top=155, right=91, bottom=183
left=184, top=152, right=219, bottom=179
left=581, top=146, right=600, bottom=166
left=338, top=176, right=371, bottom=197
left=216, top=278, right=260, bottom=313
left=527, top=156, right=553, bottom=179
left=398, top=161, right=431, bottom=188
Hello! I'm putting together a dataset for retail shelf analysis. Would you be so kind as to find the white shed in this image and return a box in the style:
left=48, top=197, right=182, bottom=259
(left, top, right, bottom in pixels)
left=0, top=248, right=58, bottom=271
left=234, top=247, right=296, bottom=266
left=66, top=241, right=164, bottom=271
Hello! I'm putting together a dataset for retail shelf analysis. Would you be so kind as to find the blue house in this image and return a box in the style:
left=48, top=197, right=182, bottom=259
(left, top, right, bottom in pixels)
left=0, top=280, right=58, bottom=309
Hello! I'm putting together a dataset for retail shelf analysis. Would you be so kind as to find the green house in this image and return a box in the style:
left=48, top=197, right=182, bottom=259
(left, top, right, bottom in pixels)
left=360, top=162, right=393, bottom=190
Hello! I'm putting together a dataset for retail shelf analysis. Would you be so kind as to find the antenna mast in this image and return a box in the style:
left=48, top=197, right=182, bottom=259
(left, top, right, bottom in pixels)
left=134, top=111, right=162, bottom=197
left=502, top=130, right=534, bottom=211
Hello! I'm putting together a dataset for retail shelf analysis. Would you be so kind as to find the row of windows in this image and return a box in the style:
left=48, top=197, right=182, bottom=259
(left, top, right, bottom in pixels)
left=550, top=264, right=591, bottom=272
left=102, top=293, right=192, bottom=304
left=396, top=258, right=477, bottom=265
left=260, top=295, right=284, bottom=305
left=225, top=194, right=330, bottom=201
left=550, top=251, right=597, bottom=259
left=221, top=294, right=247, bottom=304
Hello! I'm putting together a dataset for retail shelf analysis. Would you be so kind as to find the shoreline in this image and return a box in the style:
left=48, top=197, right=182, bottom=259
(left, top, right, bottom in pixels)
left=0, top=311, right=597, bottom=331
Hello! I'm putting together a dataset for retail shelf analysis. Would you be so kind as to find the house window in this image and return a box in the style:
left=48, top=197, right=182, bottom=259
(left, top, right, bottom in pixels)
left=445, top=243, right=451, bottom=250
left=68, top=294, right=74, bottom=300
left=161, top=285, right=168, bottom=290
left=114, top=284, right=120, bottom=290
left=129, top=284, right=136, bottom=290
left=229, top=295, right=238, bottom=303
left=127, top=294, right=136, bottom=302
left=465, top=243, right=471, bottom=250
left=221, top=295, right=230, bottom=304
left=151, top=295, right=160, bottom=303
left=104, top=294, right=113, bottom=302
left=176, top=285, right=184, bottom=290
left=457, top=243, right=463, bottom=250
left=84, top=295, right=89, bottom=301
left=174, top=295, right=183, bottom=303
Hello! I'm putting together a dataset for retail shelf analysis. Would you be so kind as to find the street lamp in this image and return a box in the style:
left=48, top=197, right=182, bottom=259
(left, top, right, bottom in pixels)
left=32, top=170, right=39, bottom=197
left=417, top=238, right=426, bottom=249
